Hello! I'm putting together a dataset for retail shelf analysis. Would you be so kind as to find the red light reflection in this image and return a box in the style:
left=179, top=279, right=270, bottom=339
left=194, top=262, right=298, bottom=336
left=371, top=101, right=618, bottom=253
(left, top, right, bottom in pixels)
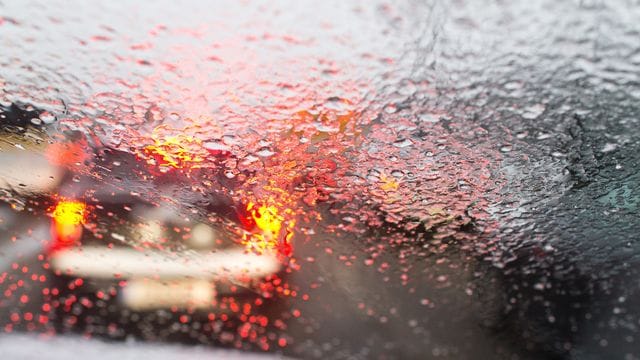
left=50, top=199, right=86, bottom=246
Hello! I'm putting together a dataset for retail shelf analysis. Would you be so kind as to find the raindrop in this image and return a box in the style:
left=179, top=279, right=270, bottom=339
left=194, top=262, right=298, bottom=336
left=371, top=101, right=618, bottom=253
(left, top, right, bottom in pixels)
left=418, top=113, right=439, bottom=123
left=111, top=233, right=125, bottom=242
left=522, top=104, right=545, bottom=119
left=390, top=170, right=404, bottom=178
left=364, top=259, right=374, bottom=266
left=601, top=143, right=617, bottom=153
left=393, top=138, right=413, bottom=148
left=384, top=104, right=398, bottom=114
left=167, top=113, right=181, bottom=122
left=204, top=141, right=230, bottom=154
left=536, top=133, right=552, bottom=140
left=256, top=148, right=275, bottom=157
left=222, top=135, right=239, bottom=145
left=39, top=111, right=55, bottom=124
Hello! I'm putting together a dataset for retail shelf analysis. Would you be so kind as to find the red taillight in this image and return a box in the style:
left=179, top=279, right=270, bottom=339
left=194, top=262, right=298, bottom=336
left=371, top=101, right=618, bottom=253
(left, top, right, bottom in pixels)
left=51, top=200, right=86, bottom=247
left=243, top=202, right=294, bottom=256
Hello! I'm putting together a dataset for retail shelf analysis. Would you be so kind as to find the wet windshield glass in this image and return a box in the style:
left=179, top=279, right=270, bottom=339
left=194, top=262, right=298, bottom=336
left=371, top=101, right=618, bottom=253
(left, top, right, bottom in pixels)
left=1, top=1, right=640, bottom=359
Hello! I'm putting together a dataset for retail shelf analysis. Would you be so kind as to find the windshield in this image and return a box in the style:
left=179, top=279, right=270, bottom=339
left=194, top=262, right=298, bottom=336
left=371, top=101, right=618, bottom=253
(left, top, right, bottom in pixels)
left=2, top=1, right=640, bottom=359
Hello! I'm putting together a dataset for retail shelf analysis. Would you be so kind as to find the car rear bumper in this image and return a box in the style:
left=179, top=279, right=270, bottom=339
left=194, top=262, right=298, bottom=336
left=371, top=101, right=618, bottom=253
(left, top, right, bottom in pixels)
left=49, top=246, right=282, bottom=280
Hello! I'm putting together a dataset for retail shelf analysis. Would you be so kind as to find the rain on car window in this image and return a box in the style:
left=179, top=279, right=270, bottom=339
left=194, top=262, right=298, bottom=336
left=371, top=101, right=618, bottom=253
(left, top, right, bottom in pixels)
left=2, top=1, right=640, bottom=359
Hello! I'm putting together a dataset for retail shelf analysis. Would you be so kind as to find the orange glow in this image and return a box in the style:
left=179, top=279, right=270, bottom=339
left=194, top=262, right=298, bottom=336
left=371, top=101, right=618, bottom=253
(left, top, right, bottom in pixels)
left=247, top=202, right=283, bottom=239
left=53, top=200, right=86, bottom=225
left=45, top=138, right=91, bottom=172
left=379, top=173, right=399, bottom=191
left=143, top=126, right=206, bottom=169
left=244, top=202, right=294, bottom=255
left=51, top=200, right=86, bottom=245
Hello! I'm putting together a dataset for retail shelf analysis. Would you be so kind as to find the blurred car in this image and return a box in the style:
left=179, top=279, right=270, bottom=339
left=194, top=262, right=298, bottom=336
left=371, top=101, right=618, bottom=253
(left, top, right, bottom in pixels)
left=1, top=103, right=294, bottom=316
left=54, top=153, right=293, bottom=311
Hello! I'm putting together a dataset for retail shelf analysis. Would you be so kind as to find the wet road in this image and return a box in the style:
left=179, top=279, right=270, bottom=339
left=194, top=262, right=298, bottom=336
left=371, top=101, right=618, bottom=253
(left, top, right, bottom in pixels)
left=2, top=1, right=640, bottom=359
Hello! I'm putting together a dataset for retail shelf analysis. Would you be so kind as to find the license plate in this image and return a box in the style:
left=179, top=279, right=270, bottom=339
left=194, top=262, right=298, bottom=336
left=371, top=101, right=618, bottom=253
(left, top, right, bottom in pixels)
left=121, top=278, right=215, bottom=310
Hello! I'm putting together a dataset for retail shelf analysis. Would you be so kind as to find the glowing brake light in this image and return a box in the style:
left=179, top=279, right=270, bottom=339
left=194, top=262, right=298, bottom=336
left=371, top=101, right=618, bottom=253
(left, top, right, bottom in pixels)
left=244, top=202, right=293, bottom=256
left=51, top=200, right=86, bottom=245
left=247, top=203, right=283, bottom=239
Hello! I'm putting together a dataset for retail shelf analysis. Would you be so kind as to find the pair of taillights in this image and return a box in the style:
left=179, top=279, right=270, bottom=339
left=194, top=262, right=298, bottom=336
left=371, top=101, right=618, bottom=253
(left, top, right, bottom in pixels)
left=49, top=199, right=293, bottom=256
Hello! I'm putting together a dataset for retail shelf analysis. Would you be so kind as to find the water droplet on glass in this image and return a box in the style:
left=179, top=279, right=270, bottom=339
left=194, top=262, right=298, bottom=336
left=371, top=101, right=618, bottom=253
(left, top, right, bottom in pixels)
left=393, top=138, right=413, bottom=148
left=39, top=111, right=55, bottom=124
left=256, top=148, right=275, bottom=157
